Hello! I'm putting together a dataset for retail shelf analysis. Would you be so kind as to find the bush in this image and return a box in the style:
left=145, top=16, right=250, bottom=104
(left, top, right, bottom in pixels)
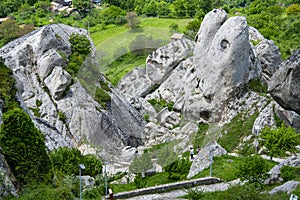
left=134, top=173, right=146, bottom=189
left=50, top=147, right=102, bottom=177
left=237, top=155, right=269, bottom=185
left=94, top=86, right=111, bottom=109
left=164, top=157, right=191, bottom=181
left=0, top=108, right=52, bottom=186
left=280, top=165, right=300, bottom=181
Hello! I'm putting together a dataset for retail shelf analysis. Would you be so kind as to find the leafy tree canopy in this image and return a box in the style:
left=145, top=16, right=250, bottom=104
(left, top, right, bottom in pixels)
left=260, top=123, right=300, bottom=160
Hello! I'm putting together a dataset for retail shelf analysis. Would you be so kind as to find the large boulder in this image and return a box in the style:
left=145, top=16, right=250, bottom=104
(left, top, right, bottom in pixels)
left=269, top=181, right=300, bottom=195
left=187, top=140, right=227, bottom=179
left=184, top=9, right=261, bottom=122
left=269, top=48, right=300, bottom=115
left=118, top=38, right=195, bottom=102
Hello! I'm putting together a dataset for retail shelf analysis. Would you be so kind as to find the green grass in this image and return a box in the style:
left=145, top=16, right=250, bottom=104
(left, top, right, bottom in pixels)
left=104, top=53, right=147, bottom=86
left=191, top=155, right=277, bottom=182
left=218, top=112, right=259, bottom=153
left=91, top=17, right=192, bottom=83
left=111, top=172, right=174, bottom=193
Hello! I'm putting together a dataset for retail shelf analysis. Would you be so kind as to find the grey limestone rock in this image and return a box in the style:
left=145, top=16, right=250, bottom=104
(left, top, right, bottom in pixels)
left=187, top=140, right=227, bottom=179
left=269, top=181, right=300, bottom=195
left=146, top=38, right=195, bottom=85
left=187, top=9, right=260, bottom=122
left=0, top=153, right=17, bottom=198
left=37, top=49, right=66, bottom=80
left=44, top=66, right=72, bottom=100
left=0, top=23, right=145, bottom=154
left=266, top=155, right=300, bottom=184
left=118, top=38, right=195, bottom=102
left=255, top=39, right=282, bottom=84
left=156, top=108, right=181, bottom=129
left=269, top=48, right=300, bottom=115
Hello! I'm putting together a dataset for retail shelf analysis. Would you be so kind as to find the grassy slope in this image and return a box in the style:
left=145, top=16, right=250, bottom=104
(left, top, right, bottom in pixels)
left=90, top=18, right=192, bottom=85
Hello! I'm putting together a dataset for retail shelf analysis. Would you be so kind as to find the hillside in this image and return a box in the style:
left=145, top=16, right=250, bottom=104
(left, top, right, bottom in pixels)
left=0, top=0, right=299, bottom=199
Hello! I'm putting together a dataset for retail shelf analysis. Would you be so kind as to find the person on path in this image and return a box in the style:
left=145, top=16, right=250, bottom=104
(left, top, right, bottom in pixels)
left=190, top=147, right=194, bottom=160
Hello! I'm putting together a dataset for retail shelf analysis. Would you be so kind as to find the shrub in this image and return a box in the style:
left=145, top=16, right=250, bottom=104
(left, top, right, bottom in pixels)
left=0, top=108, right=52, bottom=186
left=237, top=155, right=269, bottom=185
left=280, top=165, right=300, bottom=181
left=164, top=157, right=191, bottom=181
left=50, top=147, right=102, bottom=177
left=134, top=173, right=146, bottom=189
left=94, top=87, right=111, bottom=109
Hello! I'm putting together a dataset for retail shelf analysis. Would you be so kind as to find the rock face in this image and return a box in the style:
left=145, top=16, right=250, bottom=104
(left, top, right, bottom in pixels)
left=119, top=9, right=263, bottom=125
left=0, top=153, right=17, bottom=198
left=269, top=181, right=300, bottom=195
left=187, top=140, right=227, bottom=179
left=269, top=48, right=300, bottom=115
left=118, top=38, right=195, bottom=101
left=255, top=40, right=282, bottom=84
left=266, top=155, right=300, bottom=184
left=0, top=24, right=145, bottom=153
left=189, top=9, right=260, bottom=122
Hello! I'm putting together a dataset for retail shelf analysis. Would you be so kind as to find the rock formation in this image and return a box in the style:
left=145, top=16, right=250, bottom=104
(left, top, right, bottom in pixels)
left=266, top=155, right=300, bottom=184
left=187, top=140, right=227, bottom=179
left=0, top=24, right=145, bottom=154
left=269, top=48, right=300, bottom=115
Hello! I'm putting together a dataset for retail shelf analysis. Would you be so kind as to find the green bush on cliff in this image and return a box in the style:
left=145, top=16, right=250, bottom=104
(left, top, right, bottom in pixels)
left=0, top=108, right=52, bottom=186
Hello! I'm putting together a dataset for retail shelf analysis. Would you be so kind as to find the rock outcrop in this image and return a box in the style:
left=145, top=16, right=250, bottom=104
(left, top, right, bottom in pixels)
left=266, top=155, right=300, bottom=184
left=255, top=40, right=282, bottom=84
left=0, top=153, right=17, bottom=198
left=269, top=181, right=300, bottom=195
left=0, top=24, right=145, bottom=154
left=269, top=48, right=300, bottom=115
left=187, top=140, right=227, bottom=179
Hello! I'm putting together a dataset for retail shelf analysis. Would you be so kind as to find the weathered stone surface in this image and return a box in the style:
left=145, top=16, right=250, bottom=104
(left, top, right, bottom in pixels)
left=255, top=40, right=282, bottom=84
left=118, top=68, right=152, bottom=101
left=0, top=23, right=145, bottom=155
left=44, top=67, right=72, bottom=100
left=143, top=122, right=174, bottom=146
left=37, top=49, right=66, bottom=80
left=146, top=38, right=194, bottom=85
left=266, top=155, right=300, bottom=184
left=275, top=104, right=300, bottom=131
left=249, top=26, right=265, bottom=42
left=118, top=39, right=195, bottom=103
left=252, top=102, right=277, bottom=135
left=269, top=181, right=300, bottom=195
left=156, top=108, right=181, bottom=129
left=0, top=153, right=17, bottom=198
left=185, top=9, right=260, bottom=122
left=269, top=48, right=300, bottom=115
left=187, top=140, right=227, bottom=179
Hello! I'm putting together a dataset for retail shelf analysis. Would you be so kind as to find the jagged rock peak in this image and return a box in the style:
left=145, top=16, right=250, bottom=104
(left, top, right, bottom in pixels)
left=269, top=48, right=300, bottom=115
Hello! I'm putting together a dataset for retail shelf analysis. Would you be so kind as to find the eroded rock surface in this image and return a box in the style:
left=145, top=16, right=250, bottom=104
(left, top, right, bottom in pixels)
left=269, top=48, right=300, bottom=115
left=0, top=24, right=145, bottom=153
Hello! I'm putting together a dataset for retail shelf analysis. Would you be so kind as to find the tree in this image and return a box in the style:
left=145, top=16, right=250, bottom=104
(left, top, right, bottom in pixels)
left=237, top=155, right=269, bottom=185
left=260, top=123, right=300, bottom=160
left=72, top=0, right=91, bottom=12
left=0, top=108, right=52, bottom=186
left=129, top=153, right=153, bottom=174
left=126, top=11, right=140, bottom=29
